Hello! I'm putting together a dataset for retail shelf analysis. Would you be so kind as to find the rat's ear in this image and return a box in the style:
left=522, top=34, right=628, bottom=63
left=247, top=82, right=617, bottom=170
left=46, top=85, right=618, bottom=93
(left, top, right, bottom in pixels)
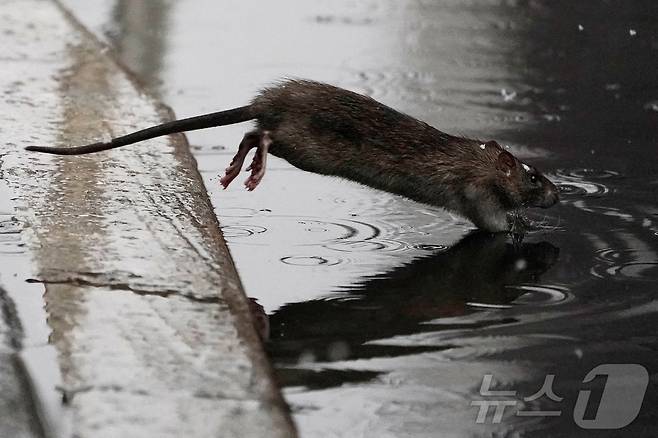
left=496, top=150, right=516, bottom=173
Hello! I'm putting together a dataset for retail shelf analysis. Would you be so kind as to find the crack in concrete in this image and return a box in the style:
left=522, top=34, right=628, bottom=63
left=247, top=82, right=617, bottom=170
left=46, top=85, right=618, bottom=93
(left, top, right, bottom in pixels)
left=25, top=277, right=219, bottom=304
left=56, top=382, right=260, bottom=405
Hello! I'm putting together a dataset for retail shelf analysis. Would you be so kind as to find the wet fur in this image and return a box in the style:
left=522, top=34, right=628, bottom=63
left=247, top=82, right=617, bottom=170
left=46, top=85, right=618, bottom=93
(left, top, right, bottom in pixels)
left=252, top=80, right=545, bottom=231
left=26, top=79, right=558, bottom=232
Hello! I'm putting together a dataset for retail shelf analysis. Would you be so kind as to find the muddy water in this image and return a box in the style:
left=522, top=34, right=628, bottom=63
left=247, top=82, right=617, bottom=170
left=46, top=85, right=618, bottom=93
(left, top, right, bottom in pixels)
left=63, top=0, right=657, bottom=436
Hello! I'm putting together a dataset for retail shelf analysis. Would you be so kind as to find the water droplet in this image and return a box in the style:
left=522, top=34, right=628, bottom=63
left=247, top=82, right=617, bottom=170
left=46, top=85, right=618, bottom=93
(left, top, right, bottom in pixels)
left=501, top=88, right=517, bottom=102
left=643, top=101, right=658, bottom=112
left=298, top=350, right=316, bottom=365
left=327, top=341, right=350, bottom=361
left=514, top=259, right=528, bottom=271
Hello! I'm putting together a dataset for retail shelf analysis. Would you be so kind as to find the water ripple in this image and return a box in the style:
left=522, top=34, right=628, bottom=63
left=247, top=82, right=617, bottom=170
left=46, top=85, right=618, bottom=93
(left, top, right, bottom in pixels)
left=508, top=284, right=572, bottom=306
left=220, top=224, right=268, bottom=238
left=468, top=284, right=571, bottom=309
left=412, top=244, right=448, bottom=251
left=553, top=168, right=619, bottom=197
left=592, top=248, right=658, bottom=281
left=324, top=239, right=408, bottom=253
left=281, top=256, right=344, bottom=266
left=297, top=219, right=380, bottom=242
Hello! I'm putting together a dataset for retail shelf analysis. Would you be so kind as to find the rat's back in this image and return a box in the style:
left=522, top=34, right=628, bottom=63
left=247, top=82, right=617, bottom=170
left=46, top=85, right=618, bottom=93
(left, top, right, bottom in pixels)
left=253, top=80, right=440, bottom=144
left=250, top=80, right=458, bottom=192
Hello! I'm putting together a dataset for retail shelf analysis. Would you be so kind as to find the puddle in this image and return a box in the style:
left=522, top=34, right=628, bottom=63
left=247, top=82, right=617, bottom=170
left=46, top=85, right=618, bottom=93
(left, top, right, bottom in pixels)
left=60, top=0, right=658, bottom=436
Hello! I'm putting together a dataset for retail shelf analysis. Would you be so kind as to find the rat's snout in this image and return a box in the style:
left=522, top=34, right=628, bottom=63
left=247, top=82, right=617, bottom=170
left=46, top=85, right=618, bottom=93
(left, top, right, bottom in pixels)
left=538, top=179, right=559, bottom=208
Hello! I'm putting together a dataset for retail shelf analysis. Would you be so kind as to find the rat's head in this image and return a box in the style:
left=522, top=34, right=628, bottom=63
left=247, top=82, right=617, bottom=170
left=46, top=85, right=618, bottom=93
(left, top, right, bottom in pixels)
left=486, top=142, right=559, bottom=210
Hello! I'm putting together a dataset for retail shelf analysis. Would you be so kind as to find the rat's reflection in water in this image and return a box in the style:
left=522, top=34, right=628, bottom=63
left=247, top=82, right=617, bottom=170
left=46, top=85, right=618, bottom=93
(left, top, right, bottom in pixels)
left=265, top=232, right=559, bottom=387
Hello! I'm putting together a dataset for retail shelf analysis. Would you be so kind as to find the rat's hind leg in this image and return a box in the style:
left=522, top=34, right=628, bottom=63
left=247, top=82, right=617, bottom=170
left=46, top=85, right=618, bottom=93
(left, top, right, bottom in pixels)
left=220, top=131, right=259, bottom=189
left=244, top=130, right=272, bottom=191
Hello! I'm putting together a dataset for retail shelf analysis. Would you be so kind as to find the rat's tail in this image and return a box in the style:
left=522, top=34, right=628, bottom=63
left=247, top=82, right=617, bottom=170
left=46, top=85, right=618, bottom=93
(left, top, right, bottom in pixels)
left=26, top=105, right=255, bottom=155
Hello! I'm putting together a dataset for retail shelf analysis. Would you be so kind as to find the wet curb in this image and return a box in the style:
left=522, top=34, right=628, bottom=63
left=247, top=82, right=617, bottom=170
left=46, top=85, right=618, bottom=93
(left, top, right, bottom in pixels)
left=0, top=1, right=295, bottom=437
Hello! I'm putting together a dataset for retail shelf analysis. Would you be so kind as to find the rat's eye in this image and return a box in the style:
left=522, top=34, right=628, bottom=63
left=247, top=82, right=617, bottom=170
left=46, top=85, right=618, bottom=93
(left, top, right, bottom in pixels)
left=529, top=174, right=538, bottom=184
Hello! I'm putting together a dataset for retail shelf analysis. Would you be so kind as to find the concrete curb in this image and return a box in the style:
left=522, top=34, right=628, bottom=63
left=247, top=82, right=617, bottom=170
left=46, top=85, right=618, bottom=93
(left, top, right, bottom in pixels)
left=0, top=0, right=296, bottom=436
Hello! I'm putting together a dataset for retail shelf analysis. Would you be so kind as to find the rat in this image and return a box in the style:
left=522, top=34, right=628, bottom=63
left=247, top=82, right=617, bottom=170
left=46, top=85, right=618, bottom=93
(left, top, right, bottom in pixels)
left=26, top=79, right=559, bottom=232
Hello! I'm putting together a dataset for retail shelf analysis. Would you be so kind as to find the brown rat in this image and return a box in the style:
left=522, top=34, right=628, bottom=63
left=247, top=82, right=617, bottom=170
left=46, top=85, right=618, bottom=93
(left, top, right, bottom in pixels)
left=26, top=79, right=559, bottom=232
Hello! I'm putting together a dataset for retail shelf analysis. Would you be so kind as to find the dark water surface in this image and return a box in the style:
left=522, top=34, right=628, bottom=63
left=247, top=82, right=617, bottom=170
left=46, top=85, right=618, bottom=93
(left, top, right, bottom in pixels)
left=64, top=1, right=657, bottom=436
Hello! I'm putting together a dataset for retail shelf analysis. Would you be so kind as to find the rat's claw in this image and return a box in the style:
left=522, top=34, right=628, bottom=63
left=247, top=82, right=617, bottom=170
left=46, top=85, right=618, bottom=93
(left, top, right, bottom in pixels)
left=221, top=161, right=244, bottom=189
left=242, top=131, right=272, bottom=191
left=244, top=163, right=264, bottom=190
left=220, top=131, right=260, bottom=189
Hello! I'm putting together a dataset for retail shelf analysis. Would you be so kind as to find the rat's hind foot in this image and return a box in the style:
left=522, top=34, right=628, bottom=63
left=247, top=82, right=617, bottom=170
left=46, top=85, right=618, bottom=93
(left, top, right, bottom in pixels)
left=244, top=130, right=272, bottom=191
left=220, top=131, right=260, bottom=189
